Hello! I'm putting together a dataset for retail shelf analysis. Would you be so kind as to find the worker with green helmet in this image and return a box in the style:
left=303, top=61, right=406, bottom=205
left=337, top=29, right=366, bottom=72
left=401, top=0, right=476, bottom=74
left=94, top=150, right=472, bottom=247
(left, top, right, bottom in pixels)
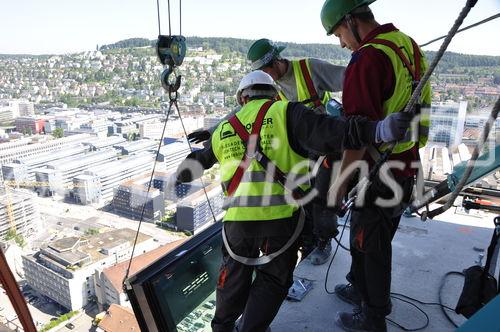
left=247, top=38, right=345, bottom=114
left=176, top=70, right=414, bottom=332
left=320, top=0, right=431, bottom=331
left=247, top=38, right=348, bottom=266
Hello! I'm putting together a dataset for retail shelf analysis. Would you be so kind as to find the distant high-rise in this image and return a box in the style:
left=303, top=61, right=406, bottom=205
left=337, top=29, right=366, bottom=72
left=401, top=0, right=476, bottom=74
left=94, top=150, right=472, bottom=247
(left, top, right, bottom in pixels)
left=428, top=101, right=467, bottom=148
left=0, top=187, right=40, bottom=239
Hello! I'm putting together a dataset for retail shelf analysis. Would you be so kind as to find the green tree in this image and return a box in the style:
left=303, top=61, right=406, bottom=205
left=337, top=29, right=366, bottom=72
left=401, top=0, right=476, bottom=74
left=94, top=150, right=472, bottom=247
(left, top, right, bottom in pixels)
left=52, top=127, right=64, bottom=138
left=5, top=229, right=16, bottom=240
left=84, top=228, right=100, bottom=236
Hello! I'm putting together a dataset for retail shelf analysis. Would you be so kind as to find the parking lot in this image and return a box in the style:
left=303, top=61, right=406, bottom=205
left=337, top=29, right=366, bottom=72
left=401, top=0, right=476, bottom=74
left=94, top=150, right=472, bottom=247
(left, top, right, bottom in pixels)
left=0, top=283, right=63, bottom=330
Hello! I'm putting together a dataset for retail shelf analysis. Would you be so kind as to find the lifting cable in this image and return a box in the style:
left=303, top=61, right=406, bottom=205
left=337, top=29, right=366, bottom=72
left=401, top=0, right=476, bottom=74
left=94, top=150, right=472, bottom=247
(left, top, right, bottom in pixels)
left=123, top=0, right=219, bottom=289
left=420, top=12, right=500, bottom=47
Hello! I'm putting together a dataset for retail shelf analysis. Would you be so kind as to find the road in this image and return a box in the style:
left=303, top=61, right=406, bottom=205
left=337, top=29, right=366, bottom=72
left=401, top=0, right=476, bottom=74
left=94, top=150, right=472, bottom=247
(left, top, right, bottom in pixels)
left=32, top=195, right=183, bottom=248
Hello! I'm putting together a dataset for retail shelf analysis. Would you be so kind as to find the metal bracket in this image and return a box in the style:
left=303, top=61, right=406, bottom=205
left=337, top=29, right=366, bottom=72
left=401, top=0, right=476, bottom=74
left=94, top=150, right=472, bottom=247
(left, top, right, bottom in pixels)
left=287, top=277, right=313, bottom=302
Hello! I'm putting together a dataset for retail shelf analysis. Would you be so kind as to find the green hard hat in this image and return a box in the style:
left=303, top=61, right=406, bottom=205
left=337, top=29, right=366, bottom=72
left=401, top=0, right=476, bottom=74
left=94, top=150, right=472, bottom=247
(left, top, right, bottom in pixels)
left=247, top=39, right=286, bottom=70
left=320, top=0, right=376, bottom=35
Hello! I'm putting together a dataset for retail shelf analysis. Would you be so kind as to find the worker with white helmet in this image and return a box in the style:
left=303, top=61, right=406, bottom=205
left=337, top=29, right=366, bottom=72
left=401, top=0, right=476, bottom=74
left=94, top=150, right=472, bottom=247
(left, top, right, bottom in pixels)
left=176, top=70, right=412, bottom=332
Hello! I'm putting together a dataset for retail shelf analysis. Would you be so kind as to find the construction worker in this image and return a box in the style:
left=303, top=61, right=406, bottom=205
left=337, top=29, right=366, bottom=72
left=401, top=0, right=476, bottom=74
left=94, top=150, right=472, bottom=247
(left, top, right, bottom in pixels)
left=320, top=0, right=431, bottom=331
left=247, top=38, right=347, bottom=265
left=176, top=70, right=414, bottom=332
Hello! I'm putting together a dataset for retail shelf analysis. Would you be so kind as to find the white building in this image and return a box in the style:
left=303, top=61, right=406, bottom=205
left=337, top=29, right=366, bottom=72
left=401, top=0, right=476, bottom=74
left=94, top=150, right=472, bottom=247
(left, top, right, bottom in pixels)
left=34, top=149, right=118, bottom=196
left=72, top=153, right=155, bottom=204
left=0, top=133, right=92, bottom=165
left=22, top=228, right=155, bottom=311
left=0, top=187, right=40, bottom=239
left=428, top=101, right=467, bottom=148
left=94, top=241, right=183, bottom=310
left=139, top=121, right=165, bottom=140
left=157, top=141, right=192, bottom=172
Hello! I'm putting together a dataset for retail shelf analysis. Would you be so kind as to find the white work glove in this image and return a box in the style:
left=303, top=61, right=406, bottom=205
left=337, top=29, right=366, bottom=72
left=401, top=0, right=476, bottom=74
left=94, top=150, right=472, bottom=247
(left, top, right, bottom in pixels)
left=375, top=112, right=413, bottom=143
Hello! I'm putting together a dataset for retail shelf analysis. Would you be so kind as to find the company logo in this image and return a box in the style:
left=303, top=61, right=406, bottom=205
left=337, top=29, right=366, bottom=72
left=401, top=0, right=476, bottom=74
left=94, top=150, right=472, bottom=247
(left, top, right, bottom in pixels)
left=220, top=122, right=236, bottom=140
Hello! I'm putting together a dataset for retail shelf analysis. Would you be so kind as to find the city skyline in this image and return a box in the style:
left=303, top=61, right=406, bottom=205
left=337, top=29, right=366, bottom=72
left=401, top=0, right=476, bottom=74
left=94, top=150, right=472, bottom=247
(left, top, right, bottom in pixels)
left=1, top=0, right=499, bottom=56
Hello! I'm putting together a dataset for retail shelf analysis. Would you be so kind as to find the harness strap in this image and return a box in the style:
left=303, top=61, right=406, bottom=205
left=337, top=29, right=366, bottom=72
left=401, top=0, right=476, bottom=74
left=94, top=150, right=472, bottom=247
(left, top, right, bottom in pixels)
left=225, top=100, right=273, bottom=196
left=367, top=37, right=423, bottom=159
left=222, top=207, right=306, bottom=266
left=298, top=59, right=322, bottom=108
left=483, top=217, right=500, bottom=290
left=370, top=38, right=421, bottom=82
left=222, top=100, right=308, bottom=266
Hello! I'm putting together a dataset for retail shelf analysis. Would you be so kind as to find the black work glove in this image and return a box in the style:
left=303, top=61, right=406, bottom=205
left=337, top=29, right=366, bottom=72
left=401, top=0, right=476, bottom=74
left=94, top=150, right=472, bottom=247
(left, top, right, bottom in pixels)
left=312, top=203, right=339, bottom=239
left=187, top=130, right=211, bottom=144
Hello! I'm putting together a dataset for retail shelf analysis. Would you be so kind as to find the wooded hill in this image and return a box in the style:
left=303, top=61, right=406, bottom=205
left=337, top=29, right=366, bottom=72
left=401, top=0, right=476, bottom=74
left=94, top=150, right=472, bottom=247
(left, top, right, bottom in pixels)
left=99, top=37, right=500, bottom=69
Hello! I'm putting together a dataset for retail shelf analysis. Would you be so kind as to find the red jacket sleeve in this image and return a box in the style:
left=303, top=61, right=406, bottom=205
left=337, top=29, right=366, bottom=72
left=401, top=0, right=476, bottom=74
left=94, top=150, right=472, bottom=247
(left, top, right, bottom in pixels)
left=342, top=46, right=395, bottom=121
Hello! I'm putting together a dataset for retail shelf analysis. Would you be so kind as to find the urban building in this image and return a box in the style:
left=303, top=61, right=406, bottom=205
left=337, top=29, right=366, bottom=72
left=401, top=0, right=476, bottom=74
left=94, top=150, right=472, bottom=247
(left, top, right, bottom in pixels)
left=0, top=99, right=34, bottom=123
left=83, top=135, right=126, bottom=151
left=74, top=118, right=111, bottom=137
left=176, top=183, right=224, bottom=233
left=12, top=100, right=35, bottom=117
left=163, top=117, right=204, bottom=137
left=157, top=141, right=192, bottom=172
left=94, top=240, right=183, bottom=310
left=428, top=101, right=467, bottom=148
left=114, top=115, right=162, bottom=136
left=22, top=228, right=155, bottom=311
left=152, top=172, right=204, bottom=201
left=3, top=145, right=88, bottom=183
left=0, top=133, right=92, bottom=165
left=114, top=139, right=157, bottom=155
left=0, top=104, right=14, bottom=123
left=139, top=121, right=165, bottom=140
left=111, top=174, right=165, bottom=222
left=72, top=153, right=155, bottom=204
left=14, top=117, right=46, bottom=135
left=0, top=138, right=32, bottom=153
left=0, top=187, right=40, bottom=239
left=96, top=304, right=140, bottom=332
left=34, top=149, right=118, bottom=196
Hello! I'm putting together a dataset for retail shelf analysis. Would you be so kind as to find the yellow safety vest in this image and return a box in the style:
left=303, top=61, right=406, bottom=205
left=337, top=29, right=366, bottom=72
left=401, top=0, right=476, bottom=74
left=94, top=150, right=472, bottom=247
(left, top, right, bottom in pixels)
left=363, top=30, right=431, bottom=154
left=211, top=99, right=310, bottom=221
left=278, top=59, right=331, bottom=109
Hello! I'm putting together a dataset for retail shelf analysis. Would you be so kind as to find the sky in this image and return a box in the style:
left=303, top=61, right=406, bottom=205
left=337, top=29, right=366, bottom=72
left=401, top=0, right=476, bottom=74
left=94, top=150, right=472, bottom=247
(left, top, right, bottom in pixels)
left=1, top=0, right=499, bottom=56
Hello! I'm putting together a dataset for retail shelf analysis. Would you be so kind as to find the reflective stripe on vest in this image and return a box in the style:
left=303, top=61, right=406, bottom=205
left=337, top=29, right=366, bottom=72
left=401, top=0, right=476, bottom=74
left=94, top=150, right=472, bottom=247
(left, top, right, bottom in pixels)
left=211, top=99, right=310, bottom=222
left=278, top=59, right=331, bottom=109
left=363, top=31, right=432, bottom=154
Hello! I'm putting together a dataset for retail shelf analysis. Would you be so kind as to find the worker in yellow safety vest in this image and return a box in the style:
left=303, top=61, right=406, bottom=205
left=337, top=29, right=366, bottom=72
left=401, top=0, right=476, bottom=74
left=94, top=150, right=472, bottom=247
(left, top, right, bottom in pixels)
left=320, top=0, right=431, bottom=331
left=247, top=38, right=348, bottom=265
left=175, top=70, right=414, bottom=332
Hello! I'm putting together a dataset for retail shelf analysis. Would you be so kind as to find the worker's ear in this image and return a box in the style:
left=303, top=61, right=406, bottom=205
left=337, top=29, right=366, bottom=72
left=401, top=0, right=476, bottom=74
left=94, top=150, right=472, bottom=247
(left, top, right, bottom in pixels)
left=241, top=96, right=249, bottom=105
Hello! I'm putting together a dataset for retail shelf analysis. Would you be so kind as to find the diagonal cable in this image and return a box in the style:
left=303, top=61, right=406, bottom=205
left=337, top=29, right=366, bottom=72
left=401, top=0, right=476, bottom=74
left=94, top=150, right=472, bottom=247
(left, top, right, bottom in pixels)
left=420, top=13, right=500, bottom=47
left=122, top=97, right=173, bottom=288
left=173, top=99, right=219, bottom=224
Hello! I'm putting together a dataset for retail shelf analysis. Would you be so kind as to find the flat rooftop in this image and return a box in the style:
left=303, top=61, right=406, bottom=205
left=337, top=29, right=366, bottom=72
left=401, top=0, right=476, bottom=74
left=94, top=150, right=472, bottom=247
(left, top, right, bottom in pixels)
left=41, top=228, right=151, bottom=268
left=272, top=204, right=497, bottom=331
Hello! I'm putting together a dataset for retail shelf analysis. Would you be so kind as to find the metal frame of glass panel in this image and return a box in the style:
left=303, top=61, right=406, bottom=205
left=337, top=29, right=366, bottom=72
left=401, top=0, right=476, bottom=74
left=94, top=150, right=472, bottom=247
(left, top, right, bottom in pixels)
left=126, top=221, right=222, bottom=332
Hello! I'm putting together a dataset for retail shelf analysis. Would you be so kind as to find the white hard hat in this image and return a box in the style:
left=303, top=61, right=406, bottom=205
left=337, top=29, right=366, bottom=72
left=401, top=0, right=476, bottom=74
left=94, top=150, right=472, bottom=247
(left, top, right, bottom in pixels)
left=236, top=70, right=278, bottom=105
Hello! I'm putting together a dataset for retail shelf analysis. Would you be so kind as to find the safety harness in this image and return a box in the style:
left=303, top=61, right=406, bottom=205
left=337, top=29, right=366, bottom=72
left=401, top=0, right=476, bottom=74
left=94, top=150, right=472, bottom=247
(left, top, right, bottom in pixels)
left=221, top=100, right=306, bottom=265
left=367, top=36, right=422, bottom=158
left=298, top=59, right=323, bottom=108
left=341, top=36, right=424, bottom=215
left=276, top=59, right=323, bottom=109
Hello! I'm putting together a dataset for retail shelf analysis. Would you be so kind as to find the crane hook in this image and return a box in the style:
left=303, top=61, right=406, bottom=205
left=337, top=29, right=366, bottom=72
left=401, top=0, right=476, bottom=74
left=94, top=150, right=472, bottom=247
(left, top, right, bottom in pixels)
left=156, top=35, right=186, bottom=94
